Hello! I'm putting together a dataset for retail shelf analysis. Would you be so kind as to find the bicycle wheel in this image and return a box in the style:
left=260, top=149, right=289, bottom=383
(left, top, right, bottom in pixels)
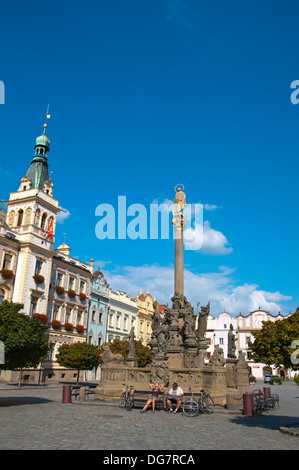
left=202, top=396, right=214, bottom=414
left=125, top=395, right=133, bottom=411
left=183, top=399, right=199, bottom=417
left=119, top=392, right=126, bottom=408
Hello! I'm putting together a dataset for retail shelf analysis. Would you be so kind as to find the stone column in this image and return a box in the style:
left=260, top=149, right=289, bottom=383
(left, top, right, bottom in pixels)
left=174, top=229, right=184, bottom=297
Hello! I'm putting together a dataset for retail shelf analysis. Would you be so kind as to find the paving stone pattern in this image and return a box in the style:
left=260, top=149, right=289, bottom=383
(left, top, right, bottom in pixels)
left=0, top=382, right=298, bottom=450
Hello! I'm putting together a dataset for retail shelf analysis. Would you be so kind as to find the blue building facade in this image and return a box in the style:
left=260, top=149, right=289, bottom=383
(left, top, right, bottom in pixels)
left=87, top=269, right=110, bottom=348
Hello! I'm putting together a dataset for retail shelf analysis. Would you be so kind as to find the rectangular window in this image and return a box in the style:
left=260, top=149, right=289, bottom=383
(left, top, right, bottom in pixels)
left=116, top=314, right=121, bottom=329
left=35, top=260, right=43, bottom=275
left=80, top=280, right=85, bottom=293
left=124, top=316, right=128, bottom=331
left=219, top=338, right=224, bottom=345
left=65, top=308, right=71, bottom=323
left=30, top=297, right=38, bottom=316
left=69, top=277, right=75, bottom=290
left=77, top=311, right=82, bottom=325
left=92, top=311, right=96, bottom=322
left=56, top=272, right=63, bottom=287
left=99, top=311, right=103, bottom=323
left=52, top=305, right=59, bottom=321
left=2, top=253, right=12, bottom=270
left=109, top=313, right=114, bottom=328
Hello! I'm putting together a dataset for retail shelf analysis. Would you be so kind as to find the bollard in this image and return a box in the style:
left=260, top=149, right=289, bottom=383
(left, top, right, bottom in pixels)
left=62, top=385, right=72, bottom=403
left=226, top=393, right=235, bottom=411
left=79, top=386, right=86, bottom=402
left=243, top=393, right=254, bottom=416
left=263, top=387, right=271, bottom=399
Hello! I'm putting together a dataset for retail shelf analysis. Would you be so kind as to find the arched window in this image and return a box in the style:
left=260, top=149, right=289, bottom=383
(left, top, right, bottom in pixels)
left=0, top=288, right=5, bottom=304
left=17, top=209, right=24, bottom=227
left=40, top=213, right=47, bottom=231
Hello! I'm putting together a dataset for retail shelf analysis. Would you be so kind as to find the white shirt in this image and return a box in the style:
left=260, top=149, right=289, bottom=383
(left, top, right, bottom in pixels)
left=169, top=387, right=184, bottom=396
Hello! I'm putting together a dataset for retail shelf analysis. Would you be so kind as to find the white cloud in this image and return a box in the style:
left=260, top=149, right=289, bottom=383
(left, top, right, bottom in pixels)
left=203, top=203, right=219, bottom=211
left=56, top=207, right=71, bottom=224
left=185, top=220, right=233, bottom=254
left=101, top=263, right=292, bottom=316
left=151, top=198, right=230, bottom=255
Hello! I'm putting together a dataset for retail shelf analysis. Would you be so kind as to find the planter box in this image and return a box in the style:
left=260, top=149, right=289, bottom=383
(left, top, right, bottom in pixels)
left=1, top=269, right=15, bottom=280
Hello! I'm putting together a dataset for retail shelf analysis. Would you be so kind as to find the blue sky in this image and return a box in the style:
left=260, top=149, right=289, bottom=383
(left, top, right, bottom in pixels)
left=1, top=0, right=299, bottom=315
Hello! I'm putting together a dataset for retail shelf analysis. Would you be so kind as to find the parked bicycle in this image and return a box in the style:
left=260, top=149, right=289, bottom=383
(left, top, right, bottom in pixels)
left=119, top=384, right=134, bottom=411
left=182, top=388, right=214, bottom=417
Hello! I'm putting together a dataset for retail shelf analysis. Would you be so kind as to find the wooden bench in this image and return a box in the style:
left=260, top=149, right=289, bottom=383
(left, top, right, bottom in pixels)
left=165, top=390, right=203, bottom=411
left=131, top=389, right=165, bottom=411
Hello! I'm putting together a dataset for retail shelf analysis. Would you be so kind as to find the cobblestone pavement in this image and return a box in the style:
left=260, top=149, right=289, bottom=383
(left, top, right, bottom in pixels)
left=0, top=381, right=298, bottom=451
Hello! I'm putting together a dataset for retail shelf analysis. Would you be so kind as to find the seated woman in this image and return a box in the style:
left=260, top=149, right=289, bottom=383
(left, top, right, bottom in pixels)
left=140, top=382, right=164, bottom=413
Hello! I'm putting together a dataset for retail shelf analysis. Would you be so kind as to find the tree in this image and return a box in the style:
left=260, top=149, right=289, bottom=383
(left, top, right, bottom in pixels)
left=56, top=342, right=101, bottom=383
left=250, top=309, right=299, bottom=371
left=105, top=338, right=151, bottom=368
left=0, top=301, right=50, bottom=376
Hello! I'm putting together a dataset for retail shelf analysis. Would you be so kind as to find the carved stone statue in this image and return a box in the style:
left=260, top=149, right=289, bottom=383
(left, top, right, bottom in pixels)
left=174, top=186, right=186, bottom=213
left=184, top=309, right=196, bottom=336
left=228, top=324, right=237, bottom=359
left=128, top=327, right=136, bottom=357
left=197, top=301, right=210, bottom=339
left=209, top=345, right=226, bottom=367
left=152, top=306, right=161, bottom=332
left=237, top=351, right=248, bottom=369
left=101, top=344, right=124, bottom=364
left=156, top=320, right=169, bottom=356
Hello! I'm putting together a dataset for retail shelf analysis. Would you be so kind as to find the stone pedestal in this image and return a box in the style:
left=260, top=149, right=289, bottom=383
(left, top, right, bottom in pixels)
left=226, top=358, right=238, bottom=389
left=126, top=356, right=138, bottom=368
left=198, top=338, right=208, bottom=368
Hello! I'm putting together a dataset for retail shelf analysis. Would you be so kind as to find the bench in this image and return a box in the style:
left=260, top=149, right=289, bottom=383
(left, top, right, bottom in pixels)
left=165, top=390, right=203, bottom=412
left=253, top=391, right=279, bottom=414
left=71, top=385, right=81, bottom=401
left=85, top=384, right=97, bottom=399
left=131, top=389, right=165, bottom=411
left=71, top=384, right=97, bottom=401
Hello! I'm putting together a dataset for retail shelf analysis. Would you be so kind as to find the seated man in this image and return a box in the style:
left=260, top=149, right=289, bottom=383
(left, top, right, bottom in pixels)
left=166, top=382, right=184, bottom=413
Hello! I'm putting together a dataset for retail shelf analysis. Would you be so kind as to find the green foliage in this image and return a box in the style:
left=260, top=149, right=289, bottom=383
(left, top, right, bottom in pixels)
left=294, top=374, right=299, bottom=385
left=104, top=339, right=151, bottom=368
left=56, top=342, right=100, bottom=380
left=250, top=309, right=299, bottom=371
left=269, top=376, right=282, bottom=385
left=0, top=301, right=50, bottom=369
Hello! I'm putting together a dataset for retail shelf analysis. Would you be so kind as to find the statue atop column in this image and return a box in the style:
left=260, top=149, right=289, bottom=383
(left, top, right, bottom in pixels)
left=126, top=326, right=138, bottom=367
left=228, top=324, right=237, bottom=359
left=197, top=301, right=210, bottom=340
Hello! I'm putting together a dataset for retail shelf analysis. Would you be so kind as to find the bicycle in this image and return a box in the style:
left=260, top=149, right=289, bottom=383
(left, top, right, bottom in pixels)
left=182, top=388, right=214, bottom=417
left=119, top=384, right=134, bottom=411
